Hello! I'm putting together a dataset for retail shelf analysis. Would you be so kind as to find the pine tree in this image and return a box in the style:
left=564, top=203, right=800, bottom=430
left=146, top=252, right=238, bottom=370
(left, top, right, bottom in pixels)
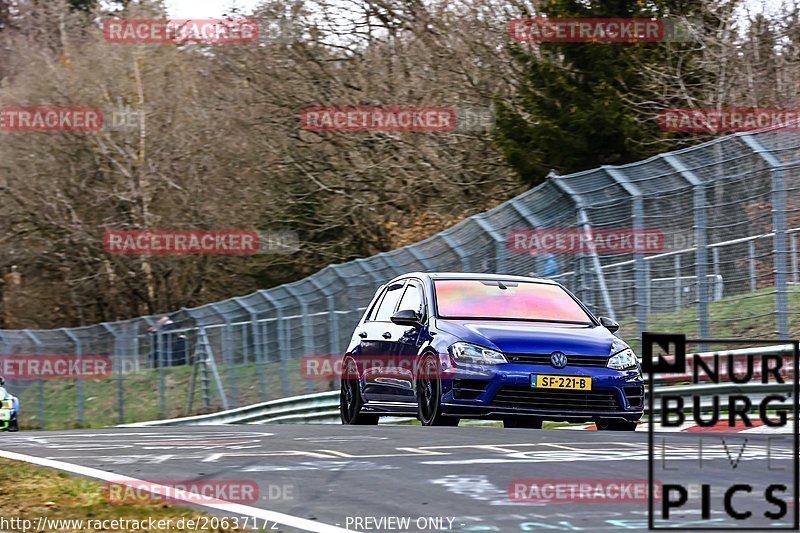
left=494, top=0, right=692, bottom=186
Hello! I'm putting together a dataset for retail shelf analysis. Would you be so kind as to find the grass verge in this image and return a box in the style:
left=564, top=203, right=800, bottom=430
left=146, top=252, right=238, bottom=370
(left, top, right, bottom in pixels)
left=0, top=458, right=256, bottom=532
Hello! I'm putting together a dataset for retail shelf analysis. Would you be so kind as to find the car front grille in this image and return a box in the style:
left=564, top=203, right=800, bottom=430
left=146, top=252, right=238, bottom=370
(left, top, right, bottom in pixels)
left=506, top=353, right=609, bottom=367
left=491, top=386, right=621, bottom=412
left=453, top=379, right=489, bottom=400
left=624, top=386, right=645, bottom=408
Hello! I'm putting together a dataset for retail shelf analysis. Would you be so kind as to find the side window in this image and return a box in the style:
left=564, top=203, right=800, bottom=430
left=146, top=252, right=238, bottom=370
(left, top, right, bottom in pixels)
left=372, top=282, right=406, bottom=322
left=397, top=281, right=424, bottom=318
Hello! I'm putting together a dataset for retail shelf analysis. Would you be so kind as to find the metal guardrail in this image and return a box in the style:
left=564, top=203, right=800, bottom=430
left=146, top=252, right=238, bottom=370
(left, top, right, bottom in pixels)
left=123, top=391, right=340, bottom=427
left=123, top=345, right=796, bottom=427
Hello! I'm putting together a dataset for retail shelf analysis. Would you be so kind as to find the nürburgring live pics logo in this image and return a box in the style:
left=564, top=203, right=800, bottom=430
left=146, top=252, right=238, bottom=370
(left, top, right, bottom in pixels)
left=644, top=333, right=799, bottom=530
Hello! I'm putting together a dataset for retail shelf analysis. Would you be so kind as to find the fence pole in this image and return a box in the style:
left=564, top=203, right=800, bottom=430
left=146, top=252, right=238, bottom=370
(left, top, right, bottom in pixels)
left=791, top=233, right=799, bottom=285
left=407, top=247, right=435, bottom=272
left=234, top=297, right=266, bottom=401
left=61, top=329, right=83, bottom=426
left=101, top=323, right=124, bottom=424
left=377, top=252, right=404, bottom=278
left=741, top=134, right=789, bottom=338
left=210, top=304, right=238, bottom=408
left=23, top=330, right=45, bottom=427
left=285, top=285, right=315, bottom=394
left=662, top=154, right=710, bottom=341
left=473, top=215, right=507, bottom=274
left=578, top=208, right=616, bottom=319
left=441, top=233, right=471, bottom=271
left=674, top=255, right=682, bottom=310
left=261, top=291, right=289, bottom=396
left=309, top=274, right=340, bottom=392
left=604, top=167, right=647, bottom=325
left=748, top=241, right=757, bottom=292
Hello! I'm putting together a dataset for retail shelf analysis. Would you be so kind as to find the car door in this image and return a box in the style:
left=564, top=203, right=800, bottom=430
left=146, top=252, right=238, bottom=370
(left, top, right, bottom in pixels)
left=359, top=280, right=406, bottom=401
left=386, top=279, right=427, bottom=402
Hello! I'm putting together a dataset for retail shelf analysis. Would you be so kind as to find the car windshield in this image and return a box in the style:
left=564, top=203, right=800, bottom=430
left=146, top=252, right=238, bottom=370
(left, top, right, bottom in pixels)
left=434, top=279, right=593, bottom=323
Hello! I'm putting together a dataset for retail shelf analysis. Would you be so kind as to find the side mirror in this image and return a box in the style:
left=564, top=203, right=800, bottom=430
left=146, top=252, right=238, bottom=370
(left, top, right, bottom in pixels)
left=391, top=309, right=422, bottom=328
left=599, top=316, right=619, bottom=333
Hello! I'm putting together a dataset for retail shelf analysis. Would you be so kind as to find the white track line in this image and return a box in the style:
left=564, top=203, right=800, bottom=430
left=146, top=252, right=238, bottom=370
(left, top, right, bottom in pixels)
left=0, top=449, right=350, bottom=533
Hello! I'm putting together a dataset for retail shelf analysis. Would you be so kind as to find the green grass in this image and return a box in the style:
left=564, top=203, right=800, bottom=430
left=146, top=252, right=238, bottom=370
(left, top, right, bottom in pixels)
left=0, top=458, right=256, bottom=532
left=18, top=284, right=799, bottom=430
left=617, top=285, right=800, bottom=352
left=19, top=358, right=334, bottom=430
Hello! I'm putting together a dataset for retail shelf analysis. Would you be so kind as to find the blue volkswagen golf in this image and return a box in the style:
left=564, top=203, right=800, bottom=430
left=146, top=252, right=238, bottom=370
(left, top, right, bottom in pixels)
left=340, top=273, right=644, bottom=430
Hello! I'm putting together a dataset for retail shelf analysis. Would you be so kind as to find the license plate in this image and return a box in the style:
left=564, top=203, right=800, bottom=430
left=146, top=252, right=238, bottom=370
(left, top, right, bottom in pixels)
left=532, top=374, right=591, bottom=390
left=0, top=410, right=10, bottom=421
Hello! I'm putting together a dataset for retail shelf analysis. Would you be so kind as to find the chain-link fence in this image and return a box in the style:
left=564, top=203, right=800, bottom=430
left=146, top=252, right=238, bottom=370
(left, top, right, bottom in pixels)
left=2, top=128, right=800, bottom=429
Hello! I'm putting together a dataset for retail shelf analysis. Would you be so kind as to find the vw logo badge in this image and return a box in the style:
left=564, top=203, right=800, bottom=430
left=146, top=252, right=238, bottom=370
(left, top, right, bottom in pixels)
left=550, top=351, right=568, bottom=369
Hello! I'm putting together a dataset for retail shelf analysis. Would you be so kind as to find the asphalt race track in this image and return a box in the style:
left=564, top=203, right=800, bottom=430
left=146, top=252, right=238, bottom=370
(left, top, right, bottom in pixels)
left=1, top=425, right=797, bottom=532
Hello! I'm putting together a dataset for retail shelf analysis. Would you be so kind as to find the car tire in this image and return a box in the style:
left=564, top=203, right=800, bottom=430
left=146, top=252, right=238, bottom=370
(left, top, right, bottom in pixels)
left=340, top=357, right=379, bottom=425
left=595, top=418, right=637, bottom=431
left=503, top=417, right=543, bottom=429
left=8, top=416, right=18, bottom=432
left=416, top=355, right=459, bottom=427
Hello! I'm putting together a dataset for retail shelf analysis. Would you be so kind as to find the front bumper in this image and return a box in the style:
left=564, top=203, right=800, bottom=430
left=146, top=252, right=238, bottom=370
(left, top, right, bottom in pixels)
left=441, top=362, right=644, bottom=423
left=0, top=410, right=17, bottom=431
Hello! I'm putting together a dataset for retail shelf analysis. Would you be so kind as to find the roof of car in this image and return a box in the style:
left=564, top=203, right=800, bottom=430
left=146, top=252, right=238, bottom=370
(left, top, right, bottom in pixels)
left=388, top=272, right=559, bottom=284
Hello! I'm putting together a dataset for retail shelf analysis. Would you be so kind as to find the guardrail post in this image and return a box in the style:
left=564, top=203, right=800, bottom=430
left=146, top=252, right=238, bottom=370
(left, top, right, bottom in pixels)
left=61, top=329, right=83, bottom=426
left=22, top=330, right=45, bottom=427
left=740, top=134, right=790, bottom=338
left=662, top=154, right=710, bottom=342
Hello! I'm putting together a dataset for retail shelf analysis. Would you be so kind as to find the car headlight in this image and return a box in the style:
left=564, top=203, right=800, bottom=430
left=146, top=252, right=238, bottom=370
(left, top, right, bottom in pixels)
left=608, top=348, right=638, bottom=370
left=450, top=342, right=507, bottom=365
